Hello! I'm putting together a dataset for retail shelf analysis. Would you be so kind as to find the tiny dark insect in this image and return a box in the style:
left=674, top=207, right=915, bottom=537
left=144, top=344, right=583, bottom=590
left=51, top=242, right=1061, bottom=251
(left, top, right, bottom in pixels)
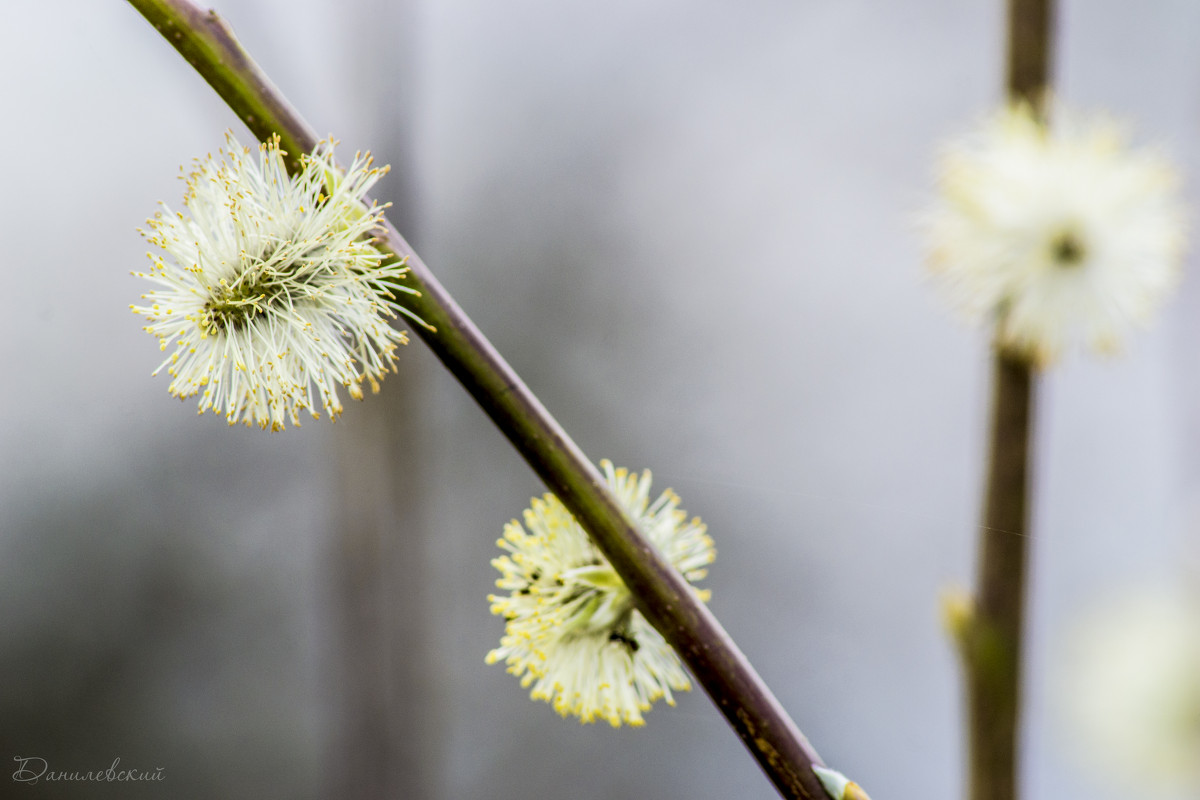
left=608, top=631, right=640, bottom=652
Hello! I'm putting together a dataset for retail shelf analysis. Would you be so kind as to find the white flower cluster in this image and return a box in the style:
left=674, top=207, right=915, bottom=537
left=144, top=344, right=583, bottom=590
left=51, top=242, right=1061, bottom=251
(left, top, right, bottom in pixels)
left=1061, top=586, right=1200, bottom=792
left=132, top=132, right=417, bottom=430
left=925, top=103, right=1185, bottom=365
left=486, top=461, right=715, bottom=727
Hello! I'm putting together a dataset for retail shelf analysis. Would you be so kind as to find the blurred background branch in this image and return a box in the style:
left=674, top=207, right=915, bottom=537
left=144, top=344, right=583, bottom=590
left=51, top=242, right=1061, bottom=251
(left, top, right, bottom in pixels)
left=326, top=6, right=443, bottom=794
left=959, top=4, right=1054, bottom=800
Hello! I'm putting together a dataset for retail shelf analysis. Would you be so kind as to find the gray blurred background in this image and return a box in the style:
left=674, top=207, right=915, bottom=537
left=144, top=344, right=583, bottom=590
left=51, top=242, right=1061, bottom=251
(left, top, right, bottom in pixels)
left=2, top=1, right=1199, bottom=798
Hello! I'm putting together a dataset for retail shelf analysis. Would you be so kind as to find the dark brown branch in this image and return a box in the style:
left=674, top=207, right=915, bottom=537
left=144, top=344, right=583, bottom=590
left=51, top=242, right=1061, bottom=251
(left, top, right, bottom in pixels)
left=1006, top=0, right=1054, bottom=106
left=963, top=351, right=1034, bottom=800
left=960, top=4, right=1053, bottom=800
left=125, top=1, right=830, bottom=797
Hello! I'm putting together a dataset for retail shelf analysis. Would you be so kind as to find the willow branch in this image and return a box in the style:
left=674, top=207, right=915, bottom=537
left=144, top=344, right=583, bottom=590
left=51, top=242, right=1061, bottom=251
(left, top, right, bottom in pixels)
left=1006, top=0, right=1053, bottom=108
left=959, top=3, right=1053, bottom=800
left=963, top=351, right=1034, bottom=800
left=125, top=1, right=829, bottom=797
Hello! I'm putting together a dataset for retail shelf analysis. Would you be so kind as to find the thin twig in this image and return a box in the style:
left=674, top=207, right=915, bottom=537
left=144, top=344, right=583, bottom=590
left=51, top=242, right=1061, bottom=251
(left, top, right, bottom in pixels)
left=964, top=351, right=1035, bottom=800
left=125, top=1, right=830, bottom=797
left=960, top=3, right=1053, bottom=800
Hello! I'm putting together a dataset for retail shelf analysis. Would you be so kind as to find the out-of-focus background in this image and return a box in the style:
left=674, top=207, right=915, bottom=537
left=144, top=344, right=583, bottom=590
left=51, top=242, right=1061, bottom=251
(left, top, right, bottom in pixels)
left=2, top=1, right=1199, bottom=798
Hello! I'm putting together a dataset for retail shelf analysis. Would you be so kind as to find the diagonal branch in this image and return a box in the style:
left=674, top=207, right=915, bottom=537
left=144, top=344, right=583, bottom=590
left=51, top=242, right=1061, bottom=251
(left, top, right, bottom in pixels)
left=125, top=1, right=831, bottom=797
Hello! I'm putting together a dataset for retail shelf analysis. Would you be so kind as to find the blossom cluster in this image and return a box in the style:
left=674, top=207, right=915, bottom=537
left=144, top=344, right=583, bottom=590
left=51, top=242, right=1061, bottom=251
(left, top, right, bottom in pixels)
left=1062, top=586, right=1200, bottom=791
left=925, top=103, right=1185, bottom=364
left=486, top=461, right=715, bottom=727
left=133, top=133, right=416, bottom=430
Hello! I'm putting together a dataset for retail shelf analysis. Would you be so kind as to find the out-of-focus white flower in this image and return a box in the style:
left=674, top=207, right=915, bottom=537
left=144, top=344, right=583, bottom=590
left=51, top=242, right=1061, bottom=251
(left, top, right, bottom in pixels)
left=132, top=132, right=417, bottom=430
left=1059, top=585, right=1200, bottom=792
left=486, top=461, right=714, bottom=727
left=924, top=103, right=1185, bottom=365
